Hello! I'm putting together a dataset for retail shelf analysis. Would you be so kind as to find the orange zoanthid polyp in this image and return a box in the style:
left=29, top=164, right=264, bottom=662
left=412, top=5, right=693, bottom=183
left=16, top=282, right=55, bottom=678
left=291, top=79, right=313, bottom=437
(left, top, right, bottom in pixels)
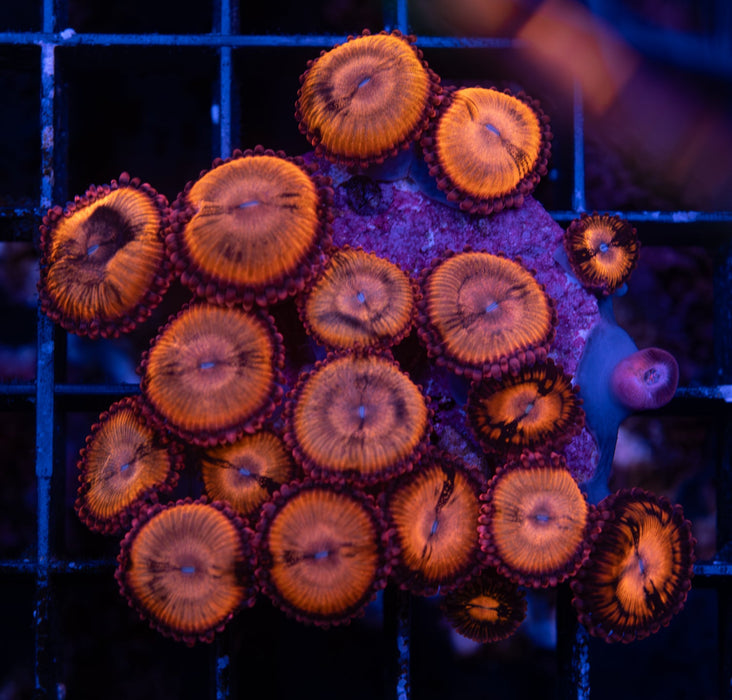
left=418, top=249, right=556, bottom=380
left=199, top=431, right=296, bottom=520
left=467, top=359, right=584, bottom=456
left=256, top=481, right=389, bottom=625
left=571, top=488, right=695, bottom=643
left=116, top=500, right=255, bottom=644
left=563, top=213, right=640, bottom=296
left=437, top=88, right=542, bottom=198
left=184, top=155, right=318, bottom=287
left=480, top=452, right=598, bottom=587
left=39, top=173, right=171, bottom=338
left=75, top=396, right=183, bottom=535
left=285, top=352, right=430, bottom=484
left=441, top=569, right=527, bottom=644
left=300, top=246, right=417, bottom=350
left=420, top=86, right=551, bottom=214
left=140, top=303, right=283, bottom=446
left=385, top=450, right=484, bottom=594
left=296, top=31, right=440, bottom=166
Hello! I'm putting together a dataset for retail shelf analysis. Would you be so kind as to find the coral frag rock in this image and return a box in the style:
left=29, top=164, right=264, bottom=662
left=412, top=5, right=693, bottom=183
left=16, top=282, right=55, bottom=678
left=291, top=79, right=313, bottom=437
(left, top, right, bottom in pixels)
left=47, top=28, right=691, bottom=647
left=318, top=157, right=602, bottom=482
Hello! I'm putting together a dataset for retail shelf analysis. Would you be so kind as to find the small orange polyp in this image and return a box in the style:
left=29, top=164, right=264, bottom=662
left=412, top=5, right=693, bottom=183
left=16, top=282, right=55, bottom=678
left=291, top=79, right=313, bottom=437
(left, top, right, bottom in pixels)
left=199, top=430, right=297, bottom=520
left=75, top=396, right=184, bottom=535
left=441, top=568, right=527, bottom=644
left=563, top=212, right=639, bottom=296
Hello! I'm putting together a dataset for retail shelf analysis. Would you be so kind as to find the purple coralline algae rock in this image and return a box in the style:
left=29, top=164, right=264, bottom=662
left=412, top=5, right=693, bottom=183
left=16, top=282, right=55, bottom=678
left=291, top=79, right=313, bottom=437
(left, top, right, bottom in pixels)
left=307, top=155, right=601, bottom=484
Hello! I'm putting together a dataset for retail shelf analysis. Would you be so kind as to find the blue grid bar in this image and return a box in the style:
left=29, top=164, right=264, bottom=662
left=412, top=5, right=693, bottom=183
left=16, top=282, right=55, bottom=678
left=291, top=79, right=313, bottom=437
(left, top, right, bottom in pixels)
left=0, top=383, right=139, bottom=396
left=549, top=210, right=732, bottom=224
left=0, top=31, right=524, bottom=49
left=42, top=0, right=53, bottom=34
left=34, top=0, right=57, bottom=691
left=8, top=556, right=732, bottom=578
left=572, top=79, right=585, bottom=213
left=0, top=559, right=114, bottom=574
left=216, top=0, right=233, bottom=159
left=34, top=312, right=54, bottom=697
left=396, top=0, right=409, bottom=34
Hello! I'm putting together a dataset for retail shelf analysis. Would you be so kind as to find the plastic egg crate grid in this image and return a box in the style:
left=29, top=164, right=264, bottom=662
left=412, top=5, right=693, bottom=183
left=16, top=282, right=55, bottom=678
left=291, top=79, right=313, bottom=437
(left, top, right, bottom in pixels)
left=1, top=0, right=732, bottom=698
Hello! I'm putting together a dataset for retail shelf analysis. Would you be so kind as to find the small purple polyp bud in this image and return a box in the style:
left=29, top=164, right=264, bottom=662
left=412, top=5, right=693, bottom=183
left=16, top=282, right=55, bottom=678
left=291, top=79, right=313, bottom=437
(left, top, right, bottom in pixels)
left=609, top=348, right=679, bottom=411
left=575, top=298, right=681, bottom=503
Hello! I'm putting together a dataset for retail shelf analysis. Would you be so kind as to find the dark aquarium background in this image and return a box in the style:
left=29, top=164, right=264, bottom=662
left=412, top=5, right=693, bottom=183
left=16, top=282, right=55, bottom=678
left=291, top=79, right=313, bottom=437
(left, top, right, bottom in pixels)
left=1, top=1, right=730, bottom=699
